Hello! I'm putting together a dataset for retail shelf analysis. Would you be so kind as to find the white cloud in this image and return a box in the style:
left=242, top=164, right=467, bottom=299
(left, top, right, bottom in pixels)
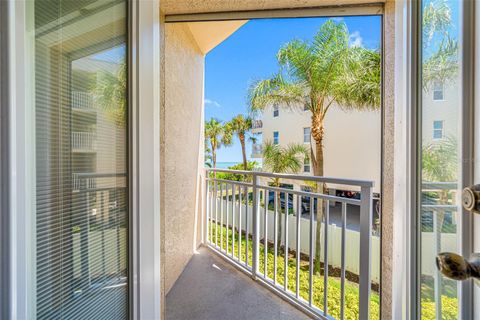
left=349, top=31, right=363, bottom=48
left=204, top=99, right=221, bottom=108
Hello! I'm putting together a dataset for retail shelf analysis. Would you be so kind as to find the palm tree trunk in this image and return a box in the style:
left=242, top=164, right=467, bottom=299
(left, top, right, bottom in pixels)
left=311, top=113, right=325, bottom=275
left=240, top=135, right=247, bottom=170
left=212, top=143, right=217, bottom=178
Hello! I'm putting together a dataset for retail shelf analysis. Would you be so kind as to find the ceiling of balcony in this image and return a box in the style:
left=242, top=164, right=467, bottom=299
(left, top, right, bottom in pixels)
left=161, top=0, right=385, bottom=15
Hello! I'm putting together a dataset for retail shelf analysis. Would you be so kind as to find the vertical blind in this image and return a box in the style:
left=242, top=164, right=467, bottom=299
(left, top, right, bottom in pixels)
left=34, top=0, right=128, bottom=318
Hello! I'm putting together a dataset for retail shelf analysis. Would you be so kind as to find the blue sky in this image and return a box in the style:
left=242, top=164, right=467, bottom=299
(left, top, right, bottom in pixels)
left=204, top=16, right=381, bottom=163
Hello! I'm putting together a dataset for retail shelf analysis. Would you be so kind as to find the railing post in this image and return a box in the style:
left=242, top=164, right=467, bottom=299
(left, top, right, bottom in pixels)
left=252, top=172, right=259, bottom=279
left=205, top=169, right=210, bottom=244
left=359, top=185, right=373, bottom=320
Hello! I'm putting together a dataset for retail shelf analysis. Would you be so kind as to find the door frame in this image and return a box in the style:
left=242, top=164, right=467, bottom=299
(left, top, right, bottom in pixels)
left=1, top=0, right=162, bottom=319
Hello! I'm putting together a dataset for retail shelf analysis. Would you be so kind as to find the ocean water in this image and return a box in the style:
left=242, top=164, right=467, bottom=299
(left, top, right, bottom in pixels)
left=216, top=162, right=240, bottom=169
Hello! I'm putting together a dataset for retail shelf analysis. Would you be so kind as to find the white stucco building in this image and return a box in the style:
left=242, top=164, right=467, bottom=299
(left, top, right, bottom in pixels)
left=251, top=104, right=382, bottom=196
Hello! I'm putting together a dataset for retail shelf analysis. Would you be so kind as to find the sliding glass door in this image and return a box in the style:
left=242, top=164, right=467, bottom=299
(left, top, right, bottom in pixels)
left=416, top=0, right=474, bottom=319
left=33, top=1, right=129, bottom=318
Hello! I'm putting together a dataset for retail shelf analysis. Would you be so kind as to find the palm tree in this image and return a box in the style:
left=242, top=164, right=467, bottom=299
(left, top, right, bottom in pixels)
left=205, top=118, right=232, bottom=169
left=227, top=115, right=253, bottom=170
left=422, top=0, right=458, bottom=90
left=262, top=141, right=309, bottom=253
left=422, top=136, right=458, bottom=223
left=249, top=20, right=380, bottom=273
left=94, top=61, right=127, bottom=127
left=205, top=145, right=213, bottom=168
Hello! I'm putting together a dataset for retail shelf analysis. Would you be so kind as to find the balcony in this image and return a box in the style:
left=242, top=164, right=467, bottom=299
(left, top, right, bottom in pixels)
left=252, top=119, right=263, bottom=129
left=251, top=143, right=263, bottom=158
left=72, top=91, right=95, bottom=111
left=197, top=168, right=377, bottom=319
left=72, top=173, right=97, bottom=191
left=167, top=246, right=309, bottom=319
left=72, top=132, right=96, bottom=152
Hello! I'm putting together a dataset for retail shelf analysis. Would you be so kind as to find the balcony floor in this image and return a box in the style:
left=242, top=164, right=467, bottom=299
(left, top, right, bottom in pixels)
left=166, top=246, right=311, bottom=320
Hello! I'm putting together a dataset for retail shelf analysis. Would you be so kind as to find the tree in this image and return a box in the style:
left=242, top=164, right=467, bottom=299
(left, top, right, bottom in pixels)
left=205, top=145, right=213, bottom=168
left=205, top=118, right=232, bottom=169
left=262, top=141, right=309, bottom=253
left=249, top=20, right=380, bottom=273
left=422, top=136, right=458, bottom=228
left=422, top=0, right=458, bottom=90
left=227, top=115, right=253, bottom=170
left=216, top=161, right=259, bottom=181
left=94, top=61, right=127, bottom=127
left=422, top=136, right=457, bottom=184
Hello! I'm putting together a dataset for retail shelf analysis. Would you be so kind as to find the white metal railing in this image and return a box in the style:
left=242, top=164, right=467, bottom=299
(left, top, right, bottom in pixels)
left=204, top=168, right=374, bottom=320
left=72, top=132, right=96, bottom=151
left=72, top=91, right=95, bottom=110
left=252, top=120, right=263, bottom=129
left=421, top=181, right=458, bottom=320
left=73, top=173, right=97, bottom=191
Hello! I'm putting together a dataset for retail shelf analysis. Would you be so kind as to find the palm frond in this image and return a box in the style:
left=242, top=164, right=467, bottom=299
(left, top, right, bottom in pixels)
left=262, top=141, right=308, bottom=175
left=422, top=36, right=459, bottom=89
left=248, top=73, right=308, bottom=115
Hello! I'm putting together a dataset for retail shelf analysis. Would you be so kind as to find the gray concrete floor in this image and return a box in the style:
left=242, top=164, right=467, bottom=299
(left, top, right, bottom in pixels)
left=166, top=247, right=311, bottom=320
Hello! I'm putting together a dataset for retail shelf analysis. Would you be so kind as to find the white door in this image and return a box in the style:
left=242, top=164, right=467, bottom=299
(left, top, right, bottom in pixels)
left=417, top=0, right=478, bottom=319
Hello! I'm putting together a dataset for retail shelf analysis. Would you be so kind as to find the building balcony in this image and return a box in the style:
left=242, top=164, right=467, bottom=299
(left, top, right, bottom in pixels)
left=72, top=91, right=95, bottom=111
left=251, top=143, right=263, bottom=158
left=167, top=246, right=309, bottom=320
left=251, top=120, right=263, bottom=133
left=72, top=132, right=96, bottom=152
left=194, top=168, right=377, bottom=319
left=72, top=173, right=97, bottom=191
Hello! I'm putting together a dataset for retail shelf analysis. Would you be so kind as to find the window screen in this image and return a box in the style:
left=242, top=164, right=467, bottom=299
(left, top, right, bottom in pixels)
left=34, top=1, right=128, bottom=318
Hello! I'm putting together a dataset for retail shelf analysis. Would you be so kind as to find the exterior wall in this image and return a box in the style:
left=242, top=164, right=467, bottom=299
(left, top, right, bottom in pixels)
left=164, top=23, right=205, bottom=293
left=256, top=105, right=382, bottom=193
left=422, top=83, right=460, bottom=145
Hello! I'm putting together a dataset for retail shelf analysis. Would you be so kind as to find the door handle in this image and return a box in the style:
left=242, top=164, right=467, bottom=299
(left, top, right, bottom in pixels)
left=436, top=252, right=480, bottom=286
left=462, top=184, right=480, bottom=214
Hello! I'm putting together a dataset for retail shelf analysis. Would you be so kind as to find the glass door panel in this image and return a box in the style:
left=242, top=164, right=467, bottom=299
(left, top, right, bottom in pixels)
left=419, top=0, right=462, bottom=318
left=34, top=1, right=128, bottom=318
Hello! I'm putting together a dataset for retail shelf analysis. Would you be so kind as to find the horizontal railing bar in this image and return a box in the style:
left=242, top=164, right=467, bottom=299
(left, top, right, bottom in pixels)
left=206, top=168, right=374, bottom=187
left=421, top=182, right=458, bottom=190
left=421, top=205, right=458, bottom=209
left=262, top=185, right=361, bottom=205
left=74, top=172, right=127, bottom=178
left=76, top=187, right=127, bottom=193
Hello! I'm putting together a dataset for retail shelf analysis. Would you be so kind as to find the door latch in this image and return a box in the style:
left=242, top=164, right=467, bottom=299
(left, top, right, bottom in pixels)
left=437, top=252, right=480, bottom=287
left=462, top=184, right=480, bottom=214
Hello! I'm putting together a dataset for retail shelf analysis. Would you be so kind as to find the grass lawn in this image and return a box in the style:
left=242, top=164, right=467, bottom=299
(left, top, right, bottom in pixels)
left=209, top=223, right=380, bottom=320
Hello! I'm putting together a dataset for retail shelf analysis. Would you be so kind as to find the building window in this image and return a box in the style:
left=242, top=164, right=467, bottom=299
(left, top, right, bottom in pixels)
left=433, top=81, right=444, bottom=101
left=433, top=120, right=444, bottom=139
left=273, top=105, right=279, bottom=117
left=273, top=131, right=279, bottom=144
left=303, top=127, right=311, bottom=143
left=303, top=159, right=311, bottom=173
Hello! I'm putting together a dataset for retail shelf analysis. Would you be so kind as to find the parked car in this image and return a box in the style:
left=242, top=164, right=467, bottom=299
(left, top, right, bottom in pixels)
left=267, top=191, right=293, bottom=212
